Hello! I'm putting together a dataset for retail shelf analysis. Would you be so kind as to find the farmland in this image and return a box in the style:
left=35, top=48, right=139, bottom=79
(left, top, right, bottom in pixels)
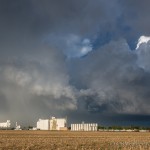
left=0, top=131, right=150, bottom=150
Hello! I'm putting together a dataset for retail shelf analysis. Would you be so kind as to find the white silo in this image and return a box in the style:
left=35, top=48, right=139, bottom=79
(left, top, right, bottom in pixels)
left=37, top=119, right=50, bottom=130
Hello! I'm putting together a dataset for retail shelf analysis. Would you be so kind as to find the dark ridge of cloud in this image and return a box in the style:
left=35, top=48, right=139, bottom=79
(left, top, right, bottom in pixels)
left=67, top=112, right=150, bottom=126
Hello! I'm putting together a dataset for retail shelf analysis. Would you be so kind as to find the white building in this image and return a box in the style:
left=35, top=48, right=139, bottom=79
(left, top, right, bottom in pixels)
left=37, top=119, right=50, bottom=130
left=71, top=122, right=98, bottom=131
left=0, top=120, right=11, bottom=128
left=50, top=117, right=67, bottom=130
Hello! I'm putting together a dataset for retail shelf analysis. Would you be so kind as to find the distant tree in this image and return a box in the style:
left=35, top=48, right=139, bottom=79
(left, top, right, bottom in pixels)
left=11, top=127, right=15, bottom=130
left=28, top=126, right=33, bottom=129
left=111, top=126, right=123, bottom=130
left=98, top=126, right=105, bottom=129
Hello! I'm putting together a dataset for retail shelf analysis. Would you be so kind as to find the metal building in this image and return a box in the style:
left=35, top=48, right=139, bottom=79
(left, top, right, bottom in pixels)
left=50, top=117, right=67, bottom=130
left=71, top=122, right=98, bottom=131
left=0, top=120, right=11, bottom=128
left=37, top=119, right=50, bottom=130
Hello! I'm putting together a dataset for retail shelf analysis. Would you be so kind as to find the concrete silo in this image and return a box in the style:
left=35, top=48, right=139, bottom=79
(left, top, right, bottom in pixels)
left=37, top=119, right=50, bottom=130
left=50, top=117, right=67, bottom=131
left=71, top=122, right=98, bottom=131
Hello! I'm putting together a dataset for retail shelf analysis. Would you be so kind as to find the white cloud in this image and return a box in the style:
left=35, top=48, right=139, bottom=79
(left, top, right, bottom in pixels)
left=136, top=35, right=150, bottom=71
left=80, top=39, right=92, bottom=55
left=43, top=34, right=93, bottom=58
left=136, top=35, right=150, bottom=49
left=65, top=34, right=93, bottom=58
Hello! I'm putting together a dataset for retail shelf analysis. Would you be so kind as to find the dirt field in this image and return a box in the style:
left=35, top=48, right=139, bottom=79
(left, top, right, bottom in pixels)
left=0, top=130, right=150, bottom=150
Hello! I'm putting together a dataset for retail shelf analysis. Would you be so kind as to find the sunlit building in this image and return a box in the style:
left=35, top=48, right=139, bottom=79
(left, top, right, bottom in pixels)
left=50, top=117, right=67, bottom=131
left=71, top=122, right=98, bottom=131
left=37, top=119, right=50, bottom=130
left=0, top=120, right=11, bottom=128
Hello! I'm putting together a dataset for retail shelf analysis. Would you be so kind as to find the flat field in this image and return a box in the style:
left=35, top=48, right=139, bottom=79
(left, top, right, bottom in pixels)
left=0, top=131, right=150, bottom=150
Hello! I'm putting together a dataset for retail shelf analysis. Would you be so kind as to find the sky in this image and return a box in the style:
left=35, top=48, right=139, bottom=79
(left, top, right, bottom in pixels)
left=0, top=0, right=150, bottom=127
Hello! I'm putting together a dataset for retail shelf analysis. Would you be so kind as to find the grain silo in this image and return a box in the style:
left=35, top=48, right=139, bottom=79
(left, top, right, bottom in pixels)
left=50, top=117, right=67, bottom=131
left=37, top=119, right=50, bottom=130
left=71, top=122, right=98, bottom=131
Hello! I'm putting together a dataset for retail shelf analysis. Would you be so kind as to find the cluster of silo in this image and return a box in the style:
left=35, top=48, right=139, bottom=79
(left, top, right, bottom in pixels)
left=71, top=122, right=98, bottom=131
left=50, top=117, right=67, bottom=131
left=37, top=117, right=67, bottom=130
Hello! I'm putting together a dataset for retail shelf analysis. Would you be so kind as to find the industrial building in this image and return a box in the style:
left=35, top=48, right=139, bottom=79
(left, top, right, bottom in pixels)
left=50, top=117, right=67, bottom=131
left=0, top=120, right=11, bottom=128
left=37, top=119, right=50, bottom=130
left=71, top=122, right=98, bottom=131
left=36, top=117, right=67, bottom=130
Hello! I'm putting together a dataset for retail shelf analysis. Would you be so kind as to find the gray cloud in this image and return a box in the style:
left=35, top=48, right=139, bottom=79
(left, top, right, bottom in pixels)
left=0, top=0, right=150, bottom=126
left=136, top=41, right=150, bottom=72
left=69, top=39, right=150, bottom=115
left=0, top=47, right=77, bottom=125
left=121, top=0, right=150, bottom=35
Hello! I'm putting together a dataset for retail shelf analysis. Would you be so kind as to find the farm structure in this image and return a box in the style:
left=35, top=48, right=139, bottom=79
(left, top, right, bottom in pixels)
left=37, top=119, right=50, bottom=130
left=50, top=117, right=67, bottom=131
left=71, top=122, right=98, bottom=131
left=0, top=120, right=11, bottom=128
left=36, top=117, right=67, bottom=130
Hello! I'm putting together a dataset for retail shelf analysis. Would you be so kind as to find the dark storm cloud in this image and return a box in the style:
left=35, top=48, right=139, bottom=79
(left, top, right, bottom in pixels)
left=0, top=0, right=149, bottom=49
left=115, top=0, right=150, bottom=49
left=0, top=0, right=122, bottom=55
left=121, top=0, right=150, bottom=35
left=0, top=0, right=150, bottom=126
left=69, top=40, right=150, bottom=115
left=0, top=49, right=77, bottom=125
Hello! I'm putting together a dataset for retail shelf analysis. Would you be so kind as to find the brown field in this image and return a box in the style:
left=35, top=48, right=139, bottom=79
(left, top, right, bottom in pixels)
left=0, top=131, right=150, bottom=150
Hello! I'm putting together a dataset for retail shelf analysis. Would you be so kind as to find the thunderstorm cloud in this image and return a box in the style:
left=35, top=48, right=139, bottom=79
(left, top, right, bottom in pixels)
left=0, top=0, right=150, bottom=126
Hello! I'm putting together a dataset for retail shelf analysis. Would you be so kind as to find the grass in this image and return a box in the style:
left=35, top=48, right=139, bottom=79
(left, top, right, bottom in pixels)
left=0, top=130, right=150, bottom=149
